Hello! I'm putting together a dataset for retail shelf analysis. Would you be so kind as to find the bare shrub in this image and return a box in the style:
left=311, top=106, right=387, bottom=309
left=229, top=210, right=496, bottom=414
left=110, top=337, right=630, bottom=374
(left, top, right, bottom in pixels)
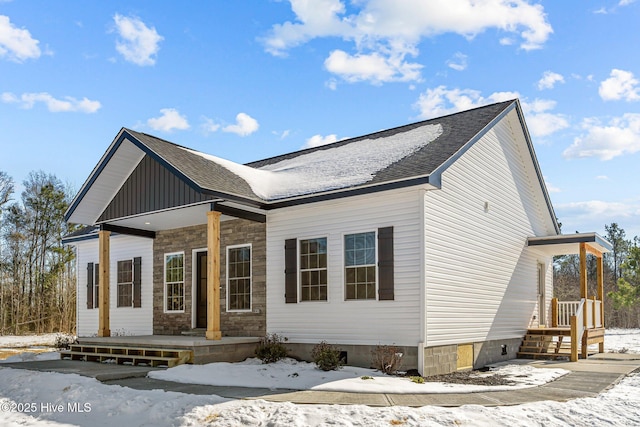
left=371, top=344, right=403, bottom=375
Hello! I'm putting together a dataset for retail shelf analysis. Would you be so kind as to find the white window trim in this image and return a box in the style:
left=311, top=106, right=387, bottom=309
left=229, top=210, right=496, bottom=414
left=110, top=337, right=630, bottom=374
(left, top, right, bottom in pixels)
left=342, top=230, right=379, bottom=301
left=116, top=258, right=134, bottom=308
left=164, top=251, right=185, bottom=313
left=226, top=243, right=252, bottom=312
left=298, top=236, right=329, bottom=303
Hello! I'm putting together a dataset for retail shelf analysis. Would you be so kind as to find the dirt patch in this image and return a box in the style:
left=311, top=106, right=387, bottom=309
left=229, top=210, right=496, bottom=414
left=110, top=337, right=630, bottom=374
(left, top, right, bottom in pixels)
left=422, top=370, right=517, bottom=386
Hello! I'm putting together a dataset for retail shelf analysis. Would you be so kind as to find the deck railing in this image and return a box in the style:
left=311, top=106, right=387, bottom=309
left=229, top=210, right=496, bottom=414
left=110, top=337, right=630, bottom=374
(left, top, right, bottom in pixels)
left=556, top=301, right=580, bottom=327
left=553, top=298, right=603, bottom=328
left=570, top=298, right=586, bottom=362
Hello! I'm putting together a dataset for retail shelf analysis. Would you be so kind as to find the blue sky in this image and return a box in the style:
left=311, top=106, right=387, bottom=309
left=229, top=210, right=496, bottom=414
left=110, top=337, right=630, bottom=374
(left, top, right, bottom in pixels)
left=1, top=0, right=639, bottom=238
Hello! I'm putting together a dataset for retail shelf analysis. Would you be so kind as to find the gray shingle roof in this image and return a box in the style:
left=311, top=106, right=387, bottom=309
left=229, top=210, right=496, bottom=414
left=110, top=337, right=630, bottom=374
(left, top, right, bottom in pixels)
left=123, top=100, right=515, bottom=206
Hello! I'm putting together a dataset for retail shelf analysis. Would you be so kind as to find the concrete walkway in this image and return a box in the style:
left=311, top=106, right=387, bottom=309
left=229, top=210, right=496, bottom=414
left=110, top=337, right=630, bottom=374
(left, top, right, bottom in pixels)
left=2, top=353, right=639, bottom=408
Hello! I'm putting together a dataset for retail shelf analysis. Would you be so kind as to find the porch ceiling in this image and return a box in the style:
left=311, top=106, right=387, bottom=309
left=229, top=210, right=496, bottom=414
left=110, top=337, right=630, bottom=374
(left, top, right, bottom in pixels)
left=527, top=232, right=612, bottom=256
left=98, top=201, right=266, bottom=232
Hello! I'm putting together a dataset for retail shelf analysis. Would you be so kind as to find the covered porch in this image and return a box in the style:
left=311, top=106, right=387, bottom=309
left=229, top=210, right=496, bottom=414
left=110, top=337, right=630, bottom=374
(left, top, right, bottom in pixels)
left=523, top=233, right=612, bottom=361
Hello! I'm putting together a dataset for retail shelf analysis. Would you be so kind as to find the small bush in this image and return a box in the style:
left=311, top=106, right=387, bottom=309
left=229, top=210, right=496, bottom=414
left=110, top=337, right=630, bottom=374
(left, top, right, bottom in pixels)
left=371, top=344, right=404, bottom=375
left=311, top=341, right=343, bottom=371
left=54, top=333, right=76, bottom=350
left=255, top=333, right=288, bottom=364
left=360, top=375, right=374, bottom=380
left=409, top=375, right=424, bottom=384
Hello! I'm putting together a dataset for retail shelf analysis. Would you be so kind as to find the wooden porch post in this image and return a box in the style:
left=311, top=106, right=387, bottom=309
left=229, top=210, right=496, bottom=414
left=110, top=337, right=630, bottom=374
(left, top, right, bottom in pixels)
left=597, top=254, right=605, bottom=352
left=206, top=210, right=222, bottom=340
left=551, top=298, right=558, bottom=327
left=579, top=242, right=588, bottom=327
left=98, top=230, right=111, bottom=337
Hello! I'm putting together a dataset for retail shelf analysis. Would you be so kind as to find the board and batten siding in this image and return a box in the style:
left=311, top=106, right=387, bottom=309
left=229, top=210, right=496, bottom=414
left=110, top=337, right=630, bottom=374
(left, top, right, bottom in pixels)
left=75, top=235, right=153, bottom=337
left=266, top=188, right=423, bottom=346
left=424, top=109, right=555, bottom=347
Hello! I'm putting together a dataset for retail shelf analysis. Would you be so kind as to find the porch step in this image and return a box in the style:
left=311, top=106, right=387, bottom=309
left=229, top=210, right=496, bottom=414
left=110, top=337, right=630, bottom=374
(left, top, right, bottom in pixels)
left=60, top=344, right=193, bottom=368
left=517, top=329, right=572, bottom=360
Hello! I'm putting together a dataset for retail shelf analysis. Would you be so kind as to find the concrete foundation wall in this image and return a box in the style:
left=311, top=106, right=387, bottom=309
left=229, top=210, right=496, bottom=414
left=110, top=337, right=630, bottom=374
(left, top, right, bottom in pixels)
left=285, top=342, right=419, bottom=371
left=422, top=337, right=523, bottom=376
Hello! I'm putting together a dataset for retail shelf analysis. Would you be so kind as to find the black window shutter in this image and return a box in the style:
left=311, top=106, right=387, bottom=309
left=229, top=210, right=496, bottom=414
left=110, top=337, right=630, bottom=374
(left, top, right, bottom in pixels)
left=87, top=263, right=94, bottom=309
left=133, top=257, right=142, bottom=308
left=284, top=239, right=298, bottom=303
left=378, top=227, right=394, bottom=300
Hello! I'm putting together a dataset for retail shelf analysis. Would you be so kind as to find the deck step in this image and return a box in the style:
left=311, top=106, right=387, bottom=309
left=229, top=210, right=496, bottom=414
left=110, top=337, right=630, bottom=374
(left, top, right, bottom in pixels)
left=60, top=344, right=193, bottom=368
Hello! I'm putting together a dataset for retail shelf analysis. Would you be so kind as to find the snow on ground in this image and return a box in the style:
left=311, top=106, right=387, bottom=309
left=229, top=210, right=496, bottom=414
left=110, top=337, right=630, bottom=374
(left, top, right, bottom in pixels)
left=0, top=329, right=638, bottom=426
left=0, top=366, right=638, bottom=426
left=604, top=328, right=640, bottom=353
left=0, top=350, right=60, bottom=363
left=0, top=333, right=62, bottom=348
left=149, top=357, right=568, bottom=394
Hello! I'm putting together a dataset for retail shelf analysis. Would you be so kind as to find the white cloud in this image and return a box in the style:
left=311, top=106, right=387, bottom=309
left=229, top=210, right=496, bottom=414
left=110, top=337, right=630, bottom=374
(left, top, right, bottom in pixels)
left=0, top=15, right=40, bottom=62
left=413, top=86, right=568, bottom=138
left=446, top=52, right=468, bottom=71
left=113, top=14, right=163, bottom=66
left=1, top=91, right=101, bottom=113
left=596, top=175, right=610, bottom=180
left=520, top=99, right=569, bottom=137
left=537, top=71, right=565, bottom=90
left=555, top=200, right=640, bottom=233
left=543, top=176, right=561, bottom=193
left=222, top=113, right=259, bottom=137
left=200, top=117, right=221, bottom=135
left=413, top=85, right=518, bottom=119
left=304, top=134, right=339, bottom=148
left=563, top=114, right=640, bottom=160
left=272, top=130, right=291, bottom=140
left=263, top=0, right=552, bottom=85
left=619, top=0, right=636, bottom=6
left=599, top=69, right=640, bottom=101
left=147, top=108, right=190, bottom=132
left=324, top=49, right=421, bottom=84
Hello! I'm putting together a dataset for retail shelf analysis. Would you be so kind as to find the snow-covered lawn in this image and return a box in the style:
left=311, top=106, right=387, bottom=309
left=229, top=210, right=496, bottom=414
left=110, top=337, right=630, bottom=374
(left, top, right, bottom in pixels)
left=0, top=333, right=67, bottom=363
left=149, top=357, right=568, bottom=394
left=0, top=328, right=638, bottom=426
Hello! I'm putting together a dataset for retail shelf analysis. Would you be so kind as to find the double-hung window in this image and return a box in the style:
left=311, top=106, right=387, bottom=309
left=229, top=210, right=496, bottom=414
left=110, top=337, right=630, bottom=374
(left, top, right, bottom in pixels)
left=300, top=238, right=327, bottom=301
left=345, top=232, right=377, bottom=300
left=165, top=252, right=185, bottom=312
left=117, top=260, right=133, bottom=307
left=227, top=245, right=251, bottom=311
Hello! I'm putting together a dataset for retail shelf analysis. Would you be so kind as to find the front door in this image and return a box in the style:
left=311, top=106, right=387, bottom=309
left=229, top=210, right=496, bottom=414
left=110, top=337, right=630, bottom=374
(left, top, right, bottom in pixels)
left=196, top=251, right=208, bottom=328
left=538, top=263, right=546, bottom=326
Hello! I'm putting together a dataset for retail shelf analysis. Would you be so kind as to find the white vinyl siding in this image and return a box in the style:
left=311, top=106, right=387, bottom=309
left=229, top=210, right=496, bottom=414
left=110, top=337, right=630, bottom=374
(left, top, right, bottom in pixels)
left=267, top=188, right=422, bottom=346
left=74, top=235, right=153, bottom=337
left=424, top=109, right=555, bottom=347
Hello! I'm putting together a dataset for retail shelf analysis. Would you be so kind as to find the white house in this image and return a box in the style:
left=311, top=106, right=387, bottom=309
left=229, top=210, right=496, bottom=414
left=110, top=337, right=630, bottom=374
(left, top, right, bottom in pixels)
left=63, top=99, right=610, bottom=374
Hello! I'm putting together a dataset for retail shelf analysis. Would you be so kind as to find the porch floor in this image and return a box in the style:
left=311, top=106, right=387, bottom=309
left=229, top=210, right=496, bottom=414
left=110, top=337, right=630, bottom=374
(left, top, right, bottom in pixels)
left=76, top=336, right=261, bottom=364
left=78, top=335, right=260, bottom=348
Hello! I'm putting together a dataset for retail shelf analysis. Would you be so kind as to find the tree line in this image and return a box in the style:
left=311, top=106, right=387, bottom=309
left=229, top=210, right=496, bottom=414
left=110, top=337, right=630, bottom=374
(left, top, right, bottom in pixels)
left=554, top=223, right=640, bottom=328
left=0, top=168, right=639, bottom=335
left=0, top=170, right=76, bottom=334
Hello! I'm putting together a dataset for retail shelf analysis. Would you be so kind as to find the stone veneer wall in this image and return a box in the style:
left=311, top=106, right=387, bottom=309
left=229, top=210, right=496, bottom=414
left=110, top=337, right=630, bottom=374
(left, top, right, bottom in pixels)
left=153, top=219, right=266, bottom=336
